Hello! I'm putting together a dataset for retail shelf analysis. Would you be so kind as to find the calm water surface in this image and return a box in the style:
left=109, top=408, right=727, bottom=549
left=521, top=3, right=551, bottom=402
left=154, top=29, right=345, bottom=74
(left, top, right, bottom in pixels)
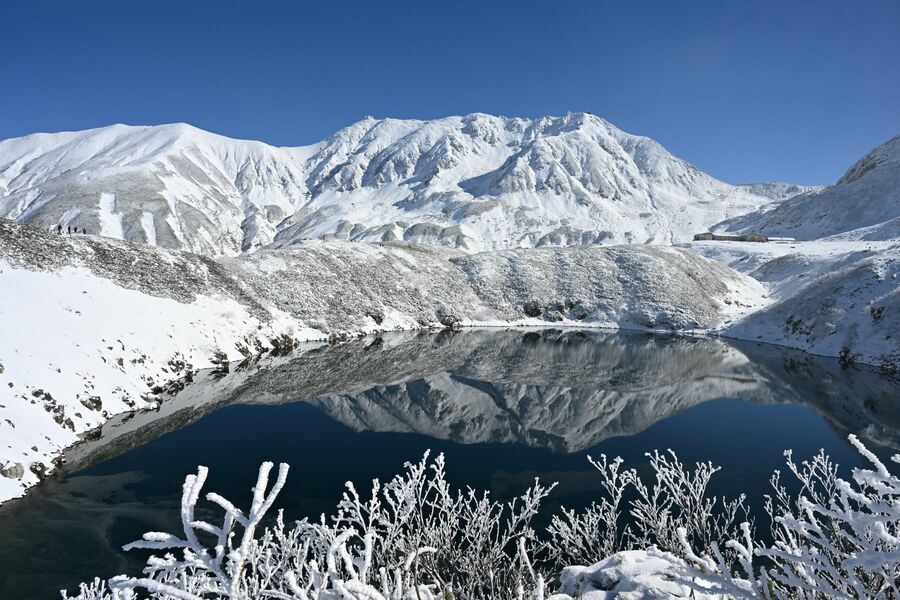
left=1, top=330, right=898, bottom=599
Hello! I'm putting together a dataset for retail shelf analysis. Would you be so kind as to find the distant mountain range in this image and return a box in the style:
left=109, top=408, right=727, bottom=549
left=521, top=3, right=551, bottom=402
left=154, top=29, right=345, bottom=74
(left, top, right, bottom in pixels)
left=0, top=113, right=822, bottom=256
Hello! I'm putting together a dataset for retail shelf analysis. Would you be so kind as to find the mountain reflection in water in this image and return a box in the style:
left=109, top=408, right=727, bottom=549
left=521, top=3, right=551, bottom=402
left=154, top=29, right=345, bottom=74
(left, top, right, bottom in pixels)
left=65, top=329, right=900, bottom=467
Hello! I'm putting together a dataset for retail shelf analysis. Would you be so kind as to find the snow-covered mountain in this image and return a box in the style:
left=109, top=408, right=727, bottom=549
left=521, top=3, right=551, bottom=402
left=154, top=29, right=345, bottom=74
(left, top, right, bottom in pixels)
left=735, top=182, right=822, bottom=201
left=0, top=124, right=316, bottom=256
left=0, top=114, right=782, bottom=255
left=719, top=135, right=900, bottom=240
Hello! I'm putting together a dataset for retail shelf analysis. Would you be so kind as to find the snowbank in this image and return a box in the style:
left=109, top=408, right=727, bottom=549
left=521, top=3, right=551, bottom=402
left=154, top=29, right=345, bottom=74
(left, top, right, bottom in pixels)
left=552, top=550, right=723, bottom=599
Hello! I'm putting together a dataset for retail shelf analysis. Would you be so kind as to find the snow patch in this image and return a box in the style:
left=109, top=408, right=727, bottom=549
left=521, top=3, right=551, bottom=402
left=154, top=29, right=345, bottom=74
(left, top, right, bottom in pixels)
left=139, top=211, right=156, bottom=245
left=98, top=192, right=123, bottom=238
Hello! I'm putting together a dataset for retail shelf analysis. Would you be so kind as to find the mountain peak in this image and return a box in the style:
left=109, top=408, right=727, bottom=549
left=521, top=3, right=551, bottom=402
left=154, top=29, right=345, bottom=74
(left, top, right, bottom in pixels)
left=838, top=134, right=900, bottom=185
left=720, top=134, right=900, bottom=240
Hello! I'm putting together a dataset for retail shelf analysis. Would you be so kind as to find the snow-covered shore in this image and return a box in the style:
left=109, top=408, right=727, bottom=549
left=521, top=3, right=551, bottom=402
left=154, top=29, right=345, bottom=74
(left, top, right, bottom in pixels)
left=690, top=239, right=900, bottom=370
left=0, top=219, right=765, bottom=503
left=2, top=216, right=899, bottom=504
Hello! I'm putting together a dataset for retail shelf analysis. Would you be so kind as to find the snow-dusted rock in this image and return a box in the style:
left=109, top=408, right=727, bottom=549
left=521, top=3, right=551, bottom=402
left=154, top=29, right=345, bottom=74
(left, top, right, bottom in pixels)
left=551, top=550, right=725, bottom=599
left=726, top=245, right=900, bottom=370
left=0, top=114, right=780, bottom=255
left=690, top=239, right=900, bottom=370
left=451, top=245, right=764, bottom=330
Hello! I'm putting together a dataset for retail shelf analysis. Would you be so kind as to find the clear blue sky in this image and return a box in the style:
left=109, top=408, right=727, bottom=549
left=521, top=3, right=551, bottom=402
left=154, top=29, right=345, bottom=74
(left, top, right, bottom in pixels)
left=2, top=1, right=898, bottom=185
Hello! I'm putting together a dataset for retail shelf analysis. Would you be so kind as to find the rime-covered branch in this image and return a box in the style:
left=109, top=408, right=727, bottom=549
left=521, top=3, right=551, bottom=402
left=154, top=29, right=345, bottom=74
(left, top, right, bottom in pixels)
left=64, top=437, right=900, bottom=600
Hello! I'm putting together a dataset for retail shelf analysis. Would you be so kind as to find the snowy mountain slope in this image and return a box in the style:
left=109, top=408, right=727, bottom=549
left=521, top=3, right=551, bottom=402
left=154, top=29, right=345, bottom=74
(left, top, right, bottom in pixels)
left=689, top=239, right=900, bottom=369
left=271, top=113, right=777, bottom=251
left=228, top=241, right=766, bottom=333
left=0, top=114, right=781, bottom=255
left=719, top=136, right=900, bottom=240
left=0, top=123, right=318, bottom=255
left=725, top=245, right=900, bottom=370
left=0, top=219, right=765, bottom=502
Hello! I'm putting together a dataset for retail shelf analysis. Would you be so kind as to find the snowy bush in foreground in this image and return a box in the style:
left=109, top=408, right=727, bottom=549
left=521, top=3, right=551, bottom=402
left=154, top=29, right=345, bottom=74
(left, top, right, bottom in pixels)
left=677, top=435, right=900, bottom=599
left=544, top=451, right=750, bottom=571
left=66, top=453, right=553, bottom=600
left=65, top=436, right=900, bottom=600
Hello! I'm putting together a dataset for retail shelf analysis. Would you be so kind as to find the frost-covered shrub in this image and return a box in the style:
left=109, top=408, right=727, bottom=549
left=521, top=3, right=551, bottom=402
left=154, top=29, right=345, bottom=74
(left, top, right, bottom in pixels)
left=64, top=453, right=553, bottom=600
left=677, top=435, right=900, bottom=599
left=64, top=436, right=900, bottom=600
left=544, top=450, right=750, bottom=570
left=328, top=451, right=554, bottom=597
left=543, top=455, right=635, bottom=567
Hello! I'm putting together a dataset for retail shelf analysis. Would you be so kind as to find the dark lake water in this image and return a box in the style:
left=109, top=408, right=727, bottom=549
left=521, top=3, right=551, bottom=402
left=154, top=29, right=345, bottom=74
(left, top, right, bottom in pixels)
left=1, top=329, right=898, bottom=599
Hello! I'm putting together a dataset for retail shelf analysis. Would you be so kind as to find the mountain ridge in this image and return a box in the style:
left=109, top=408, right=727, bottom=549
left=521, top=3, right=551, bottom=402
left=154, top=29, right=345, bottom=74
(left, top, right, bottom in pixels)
left=0, top=113, right=792, bottom=255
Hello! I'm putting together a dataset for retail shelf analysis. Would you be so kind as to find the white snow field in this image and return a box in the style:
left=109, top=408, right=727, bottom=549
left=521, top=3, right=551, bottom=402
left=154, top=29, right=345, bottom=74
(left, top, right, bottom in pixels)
left=0, top=114, right=787, bottom=255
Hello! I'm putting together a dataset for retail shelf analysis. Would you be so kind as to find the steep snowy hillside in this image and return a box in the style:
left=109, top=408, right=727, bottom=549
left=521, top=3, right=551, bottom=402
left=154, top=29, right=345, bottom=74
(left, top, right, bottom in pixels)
left=725, top=245, right=900, bottom=370
left=0, top=114, right=778, bottom=254
left=720, top=136, right=900, bottom=240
